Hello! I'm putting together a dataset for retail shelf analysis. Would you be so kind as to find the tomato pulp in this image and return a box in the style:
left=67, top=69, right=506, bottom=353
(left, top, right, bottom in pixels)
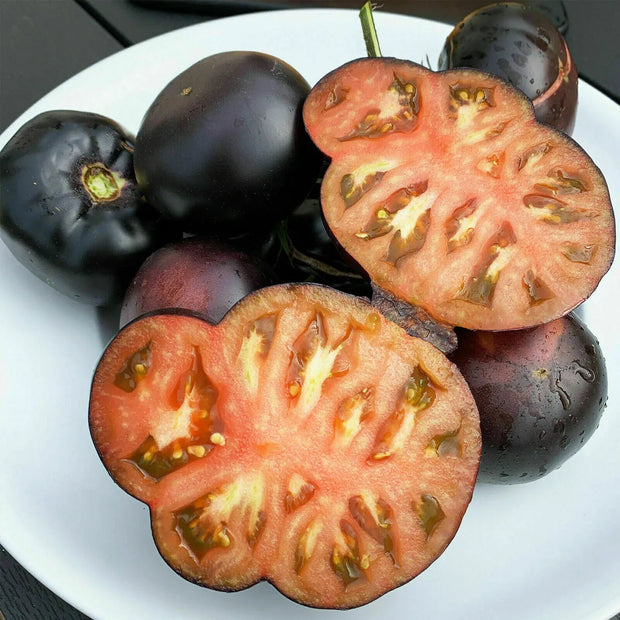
left=90, top=283, right=480, bottom=609
left=303, top=58, right=615, bottom=331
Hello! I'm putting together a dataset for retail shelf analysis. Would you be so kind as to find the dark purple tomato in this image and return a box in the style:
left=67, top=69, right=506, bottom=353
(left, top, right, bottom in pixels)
left=450, top=313, right=607, bottom=484
left=134, top=51, right=324, bottom=236
left=226, top=226, right=281, bottom=266
left=0, top=110, right=179, bottom=306
left=438, top=2, right=578, bottom=134
left=275, top=191, right=372, bottom=298
left=119, top=236, right=275, bottom=326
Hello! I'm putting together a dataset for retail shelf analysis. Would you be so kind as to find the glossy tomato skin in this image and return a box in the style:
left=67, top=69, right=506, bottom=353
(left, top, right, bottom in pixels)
left=134, top=51, right=324, bottom=236
left=450, top=313, right=607, bottom=483
left=438, top=2, right=578, bottom=134
left=120, top=236, right=276, bottom=326
left=275, top=195, right=372, bottom=298
left=0, top=110, right=179, bottom=306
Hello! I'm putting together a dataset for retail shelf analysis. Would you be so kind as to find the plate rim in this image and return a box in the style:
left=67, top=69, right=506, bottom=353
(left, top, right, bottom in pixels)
left=0, top=7, right=619, bottom=620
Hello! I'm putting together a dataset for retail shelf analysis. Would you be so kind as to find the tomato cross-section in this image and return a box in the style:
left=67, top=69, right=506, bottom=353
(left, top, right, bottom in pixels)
left=303, top=58, right=615, bottom=331
left=90, top=283, right=480, bottom=609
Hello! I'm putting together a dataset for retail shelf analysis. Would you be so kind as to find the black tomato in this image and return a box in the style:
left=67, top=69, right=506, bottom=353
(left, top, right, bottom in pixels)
left=450, top=313, right=608, bottom=484
left=120, top=236, right=276, bottom=327
left=275, top=188, right=372, bottom=298
left=0, top=110, right=179, bottom=306
left=438, top=2, right=578, bottom=134
left=134, top=51, right=324, bottom=236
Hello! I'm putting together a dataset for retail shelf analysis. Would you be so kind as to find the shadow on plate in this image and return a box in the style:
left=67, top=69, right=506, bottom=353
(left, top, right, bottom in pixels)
left=96, top=303, right=122, bottom=348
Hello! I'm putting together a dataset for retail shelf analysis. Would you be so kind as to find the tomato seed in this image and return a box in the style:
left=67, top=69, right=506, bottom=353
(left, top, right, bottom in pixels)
left=209, top=433, right=225, bottom=446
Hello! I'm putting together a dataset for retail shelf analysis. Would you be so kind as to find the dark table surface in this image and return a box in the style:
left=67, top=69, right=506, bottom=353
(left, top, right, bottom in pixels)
left=0, top=1, right=619, bottom=618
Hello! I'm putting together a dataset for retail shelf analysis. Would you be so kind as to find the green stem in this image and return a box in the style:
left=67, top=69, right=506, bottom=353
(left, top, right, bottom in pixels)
left=359, top=2, right=382, bottom=58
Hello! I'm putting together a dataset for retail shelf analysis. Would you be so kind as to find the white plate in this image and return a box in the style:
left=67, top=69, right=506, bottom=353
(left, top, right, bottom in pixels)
left=0, top=9, right=618, bottom=620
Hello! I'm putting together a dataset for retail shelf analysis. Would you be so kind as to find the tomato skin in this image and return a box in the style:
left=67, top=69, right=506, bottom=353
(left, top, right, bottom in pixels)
left=0, top=110, right=179, bottom=306
left=450, top=313, right=607, bottom=483
left=119, top=236, right=276, bottom=327
left=134, top=51, right=324, bottom=236
left=303, top=57, right=615, bottom=332
left=90, top=283, right=481, bottom=609
left=275, top=195, right=372, bottom=298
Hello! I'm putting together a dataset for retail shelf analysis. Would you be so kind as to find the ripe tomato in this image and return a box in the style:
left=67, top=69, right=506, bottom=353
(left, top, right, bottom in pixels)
left=0, top=110, right=179, bottom=306
left=90, top=283, right=480, bottom=609
left=119, top=236, right=276, bottom=327
left=450, top=313, right=608, bottom=484
left=134, top=51, right=323, bottom=237
left=303, top=58, right=615, bottom=331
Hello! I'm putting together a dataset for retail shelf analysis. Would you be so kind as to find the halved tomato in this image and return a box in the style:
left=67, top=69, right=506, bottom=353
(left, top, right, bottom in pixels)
left=89, top=283, right=480, bottom=609
left=303, top=58, right=615, bottom=331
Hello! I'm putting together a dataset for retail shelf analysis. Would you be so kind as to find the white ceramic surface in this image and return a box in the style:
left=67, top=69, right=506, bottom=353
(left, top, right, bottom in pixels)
left=0, top=9, right=618, bottom=620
